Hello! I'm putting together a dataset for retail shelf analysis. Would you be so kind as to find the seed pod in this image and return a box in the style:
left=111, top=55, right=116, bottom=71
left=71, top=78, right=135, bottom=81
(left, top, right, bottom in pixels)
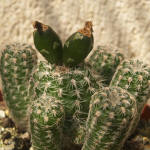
left=63, top=21, right=94, bottom=67
left=33, top=21, right=63, bottom=65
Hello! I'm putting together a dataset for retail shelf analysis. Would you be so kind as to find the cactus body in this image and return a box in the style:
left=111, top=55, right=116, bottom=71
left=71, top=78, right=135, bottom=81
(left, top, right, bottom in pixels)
left=110, top=59, right=150, bottom=135
left=82, top=86, right=137, bottom=150
left=63, top=21, right=94, bottom=67
left=110, top=59, right=150, bottom=113
left=33, top=21, right=63, bottom=65
left=30, top=96, right=64, bottom=150
left=0, top=43, right=37, bottom=131
left=29, top=61, right=101, bottom=149
left=85, top=46, right=124, bottom=85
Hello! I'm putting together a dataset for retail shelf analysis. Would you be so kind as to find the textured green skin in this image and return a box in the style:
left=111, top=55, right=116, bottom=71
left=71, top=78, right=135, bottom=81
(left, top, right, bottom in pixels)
left=110, top=59, right=150, bottom=136
left=30, top=96, right=64, bottom=150
left=0, top=43, right=37, bottom=131
left=85, top=46, right=124, bottom=85
left=110, top=59, right=150, bottom=113
left=63, top=32, right=94, bottom=67
left=82, top=86, right=137, bottom=150
left=29, top=61, right=101, bottom=149
left=33, top=26, right=63, bottom=65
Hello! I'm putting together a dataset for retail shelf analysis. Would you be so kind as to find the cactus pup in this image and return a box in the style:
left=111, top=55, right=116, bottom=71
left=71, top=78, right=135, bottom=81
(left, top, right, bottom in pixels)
left=85, top=46, right=124, bottom=85
left=110, top=59, right=150, bottom=114
left=110, top=59, right=150, bottom=135
left=0, top=43, right=37, bottom=131
left=82, top=87, right=137, bottom=150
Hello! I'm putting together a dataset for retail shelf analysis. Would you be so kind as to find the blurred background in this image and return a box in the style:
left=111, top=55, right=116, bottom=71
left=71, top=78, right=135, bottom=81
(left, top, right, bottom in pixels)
left=0, top=0, right=150, bottom=63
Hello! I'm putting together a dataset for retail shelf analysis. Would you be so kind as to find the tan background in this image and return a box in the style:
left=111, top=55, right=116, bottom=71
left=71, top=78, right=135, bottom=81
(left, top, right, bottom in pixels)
left=1, top=0, right=150, bottom=63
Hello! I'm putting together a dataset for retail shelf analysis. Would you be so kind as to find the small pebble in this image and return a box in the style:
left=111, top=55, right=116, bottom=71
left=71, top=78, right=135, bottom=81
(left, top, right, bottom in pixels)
left=30, top=147, right=33, bottom=150
left=20, top=132, right=30, bottom=139
left=5, top=110, right=9, bottom=117
left=0, top=110, right=5, bottom=118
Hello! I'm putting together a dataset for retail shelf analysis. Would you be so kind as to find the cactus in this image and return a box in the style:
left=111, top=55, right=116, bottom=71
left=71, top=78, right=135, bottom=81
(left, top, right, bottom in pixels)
left=30, top=95, right=64, bottom=150
left=0, top=43, right=37, bottom=131
left=82, top=86, right=137, bottom=150
left=1, top=21, right=150, bottom=150
left=85, top=46, right=124, bottom=85
left=33, top=21, right=63, bottom=65
left=110, top=59, right=150, bottom=136
left=63, top=21, right=94, bottom=67
left=110, top=59, right=150, bottom=113
left=29, top=60, right=102, bottom=149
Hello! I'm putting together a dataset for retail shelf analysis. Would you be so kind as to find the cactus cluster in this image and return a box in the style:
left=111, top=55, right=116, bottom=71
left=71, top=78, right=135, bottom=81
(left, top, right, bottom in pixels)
left=0, top=21, right=150, bottom=150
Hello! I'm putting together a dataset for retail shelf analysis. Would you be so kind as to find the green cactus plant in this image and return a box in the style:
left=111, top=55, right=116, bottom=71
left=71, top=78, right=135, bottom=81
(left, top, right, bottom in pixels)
left=63, top=21, right=94, bottom=67
left=85, top=45, right=124, bottom=85
left=110, top=59, right=150, bottom=135
left=33, top=21, right=63, bottom=65
left=29, top=60, right=102, bottom=149
left=1, top=20, right=150, bottom=150
left=30, top=95, right=64, bottom=150
left=0, top=43, right=37, bottom=131
left=82, top=86, right=137, bottom=150
left=110, top=59, right=150, bottom=111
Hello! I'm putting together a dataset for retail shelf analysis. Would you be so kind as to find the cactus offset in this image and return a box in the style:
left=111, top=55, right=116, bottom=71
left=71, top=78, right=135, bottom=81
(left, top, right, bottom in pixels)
left=110, top=59, right=150, bottom=135
left=30, top=95, right=64, bottom=150
left=82, top=86, right=137, bottom=150
left=85, top=46, right=124, bottom=85
left=0, top=43, right=37, bottom=131
left=110, top=59, right=150, bottom=113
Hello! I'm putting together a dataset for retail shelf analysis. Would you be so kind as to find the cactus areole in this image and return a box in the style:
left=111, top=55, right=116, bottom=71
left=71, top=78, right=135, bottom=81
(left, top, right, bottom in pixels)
left=63, top=21, right=94, bottom=67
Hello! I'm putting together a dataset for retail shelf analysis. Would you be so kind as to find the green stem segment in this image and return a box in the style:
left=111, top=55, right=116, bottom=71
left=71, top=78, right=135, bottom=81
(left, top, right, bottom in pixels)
left=82, top=87, right=137, bottom=150
left=110, top=59, right=150, bottom=135
left=85, top=46, right=124, bottom=85
left=110, top=59, right=150, bottom=113
left=0, top=43, right=37, bottom=132
left=30, top=96, right=64, bottom=150
left=29, top=61, right=102, bottom=149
